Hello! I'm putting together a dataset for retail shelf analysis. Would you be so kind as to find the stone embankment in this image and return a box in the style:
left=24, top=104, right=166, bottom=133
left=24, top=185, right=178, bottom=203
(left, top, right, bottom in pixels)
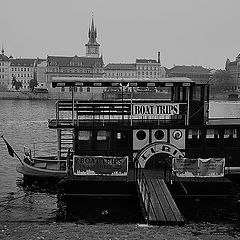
left=0, top=91, right=234, bottom=101
left=0, top=91, right=103, bottom=100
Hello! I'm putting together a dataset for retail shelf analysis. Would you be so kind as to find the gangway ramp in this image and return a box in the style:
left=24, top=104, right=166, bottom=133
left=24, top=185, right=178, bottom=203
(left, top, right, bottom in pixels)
left=137, top=178, right=184, bottom=225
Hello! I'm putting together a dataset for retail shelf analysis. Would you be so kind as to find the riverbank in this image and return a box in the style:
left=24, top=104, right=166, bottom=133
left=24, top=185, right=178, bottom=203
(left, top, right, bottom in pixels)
left=0, top=91, right=235, bottom=101
left=0, top=221, right=239, bottom=240
left=0, top=91, right=102, bottom=100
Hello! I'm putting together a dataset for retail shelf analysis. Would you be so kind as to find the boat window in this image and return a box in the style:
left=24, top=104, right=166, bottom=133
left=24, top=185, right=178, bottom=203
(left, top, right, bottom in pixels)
left=116, top=130, right=129, bottom=148
left=187, top=129, right=202, bottom=148
left=96, top=130, right=111, bottom=150
left=77, top=130, right=92, bottom=150
left=206, top=129, right=219, bottom=147
left=192, top=86, right=201, bottom=101
left=97, top=130, right=110, bottom=141
left=224, top=129, right=238, bottom=147
left=155, top=130, right=165, bottom=140
left=136, top=130, right=147, bottom=140
left=78, top=130, right=92, bottom=140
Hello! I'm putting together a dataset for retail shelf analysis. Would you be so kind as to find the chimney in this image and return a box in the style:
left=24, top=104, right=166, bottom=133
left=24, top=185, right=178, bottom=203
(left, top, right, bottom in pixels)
left=158, top=51, right=161, bottom=65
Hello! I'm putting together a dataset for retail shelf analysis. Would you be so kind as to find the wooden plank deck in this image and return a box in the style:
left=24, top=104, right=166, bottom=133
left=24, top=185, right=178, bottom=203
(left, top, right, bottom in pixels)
left=137, top=178, right=184, bottom=225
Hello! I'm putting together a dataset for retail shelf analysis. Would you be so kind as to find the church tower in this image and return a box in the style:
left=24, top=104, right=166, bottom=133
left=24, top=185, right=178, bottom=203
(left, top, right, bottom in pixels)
left=85, top=16, right=100, bottom=58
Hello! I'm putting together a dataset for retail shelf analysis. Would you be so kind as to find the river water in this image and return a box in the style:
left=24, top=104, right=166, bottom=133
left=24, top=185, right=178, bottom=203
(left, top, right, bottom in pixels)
left=1, top=100, right=240, bottom=238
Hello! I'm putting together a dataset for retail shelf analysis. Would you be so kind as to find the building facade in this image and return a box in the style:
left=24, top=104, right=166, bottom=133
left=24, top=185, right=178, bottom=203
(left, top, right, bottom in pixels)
left=46, top=17, right=104, bottom=93
left=104, top=52, right=166, bottom=79
left=10, top=58, right=36, bottom=90
left=225, top=54, right=240, bottom=90
left=35, top=59, right=47, bottom=89
left=136, top=59, right=165, bottom=79
left=104, top=63, right=136, bottom=78
left=0, top=48, right=10, bottom=91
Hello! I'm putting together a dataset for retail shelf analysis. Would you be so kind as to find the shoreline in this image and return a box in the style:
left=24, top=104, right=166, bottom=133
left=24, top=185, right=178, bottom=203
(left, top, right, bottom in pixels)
left=0, top=221, right=239, bottom=240
left=0, top=91, right=235, bottom=101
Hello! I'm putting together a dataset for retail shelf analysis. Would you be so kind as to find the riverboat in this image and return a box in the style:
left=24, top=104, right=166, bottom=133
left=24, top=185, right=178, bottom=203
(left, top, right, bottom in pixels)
left=11, top=77, right=240, bottom=185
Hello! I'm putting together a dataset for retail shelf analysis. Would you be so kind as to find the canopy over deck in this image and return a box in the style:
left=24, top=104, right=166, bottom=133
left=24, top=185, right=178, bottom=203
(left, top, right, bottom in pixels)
left=52, top=77, right=195, bottom=88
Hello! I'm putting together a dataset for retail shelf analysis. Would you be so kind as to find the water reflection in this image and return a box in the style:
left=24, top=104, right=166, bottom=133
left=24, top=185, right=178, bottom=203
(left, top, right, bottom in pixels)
left=56, top=197, right=143, bottom=224
left=14, top=177, right=143, bottom=223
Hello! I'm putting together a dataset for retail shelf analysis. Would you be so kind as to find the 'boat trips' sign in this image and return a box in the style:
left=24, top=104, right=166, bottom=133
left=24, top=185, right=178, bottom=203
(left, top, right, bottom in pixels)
left=73, top=156, right=128, bottom=176
left=133, top=103, right=179, bottom=117
left=172, top=158, right=225, bottom=177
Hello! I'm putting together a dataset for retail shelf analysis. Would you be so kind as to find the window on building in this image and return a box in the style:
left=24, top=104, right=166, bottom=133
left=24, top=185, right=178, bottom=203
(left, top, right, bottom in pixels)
left=87, top=87, right=90, bottom=92
left=61, top=87, right=65, bottom=92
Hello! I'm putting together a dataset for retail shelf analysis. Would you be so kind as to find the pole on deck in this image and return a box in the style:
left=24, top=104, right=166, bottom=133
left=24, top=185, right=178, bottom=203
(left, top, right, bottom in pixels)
left=72, top=87, right=74, bottom=125
left=130, top=86, right=133, bottom=126
left=186, top=86, right=190, bottom=125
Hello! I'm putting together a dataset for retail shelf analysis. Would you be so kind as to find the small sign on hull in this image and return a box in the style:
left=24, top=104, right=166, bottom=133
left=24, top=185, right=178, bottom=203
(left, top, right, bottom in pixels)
left=172, top=158, right=225, bottom=177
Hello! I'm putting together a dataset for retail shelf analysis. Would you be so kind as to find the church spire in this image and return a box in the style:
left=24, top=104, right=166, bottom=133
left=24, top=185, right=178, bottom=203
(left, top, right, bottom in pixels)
left=85, top=15, right=100, bottom=58
left=1, top=44, right=4, bottom=55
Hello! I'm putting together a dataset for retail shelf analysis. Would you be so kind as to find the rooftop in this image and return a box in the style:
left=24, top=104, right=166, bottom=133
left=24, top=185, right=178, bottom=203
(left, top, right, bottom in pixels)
left=47, top=55, right=104, bottom=67
left=168, top=65, right=211, bottom=74
left=136, top=59, right=158, bottom=64
left=0, top=54, right=9, bottom=62
left=10, top=58, right=36, bottom=67
left=104, top=63, right=136, bottom=70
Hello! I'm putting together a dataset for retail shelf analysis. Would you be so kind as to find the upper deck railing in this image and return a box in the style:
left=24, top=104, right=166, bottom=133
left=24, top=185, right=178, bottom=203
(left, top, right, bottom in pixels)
left=49, top=77, right=196, bottom=128
left=48, top=99, right=188, bottom=128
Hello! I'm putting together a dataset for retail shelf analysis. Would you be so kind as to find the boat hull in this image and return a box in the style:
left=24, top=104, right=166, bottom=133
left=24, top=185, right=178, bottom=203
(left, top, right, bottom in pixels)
left=16, top=163, right=67, bottom=179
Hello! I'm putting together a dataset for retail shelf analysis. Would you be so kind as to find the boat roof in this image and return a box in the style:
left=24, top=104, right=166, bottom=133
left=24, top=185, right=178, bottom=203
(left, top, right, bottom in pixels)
left=52, top=77, right=195, bottom=88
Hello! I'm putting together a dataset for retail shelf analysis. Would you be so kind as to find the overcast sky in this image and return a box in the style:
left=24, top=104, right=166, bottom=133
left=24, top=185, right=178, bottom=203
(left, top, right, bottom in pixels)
left=1, top=0, right=239, bottom=69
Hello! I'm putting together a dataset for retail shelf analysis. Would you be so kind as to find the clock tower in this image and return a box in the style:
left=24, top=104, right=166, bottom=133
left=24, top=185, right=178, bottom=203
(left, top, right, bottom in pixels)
left=85, top=17, right=100, bottom=58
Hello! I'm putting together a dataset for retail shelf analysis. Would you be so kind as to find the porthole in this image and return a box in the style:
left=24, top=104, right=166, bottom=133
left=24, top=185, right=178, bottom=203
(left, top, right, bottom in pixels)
left=172, top=130, right=182, bottom=140
left=136, top=130, right=147, bottom=140
left=154, top=130, right=165, bottom=140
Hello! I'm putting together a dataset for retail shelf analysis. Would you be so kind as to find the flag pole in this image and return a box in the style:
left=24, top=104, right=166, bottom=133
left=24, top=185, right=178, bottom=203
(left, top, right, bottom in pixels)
left=1, top=135, right=24, bottom=165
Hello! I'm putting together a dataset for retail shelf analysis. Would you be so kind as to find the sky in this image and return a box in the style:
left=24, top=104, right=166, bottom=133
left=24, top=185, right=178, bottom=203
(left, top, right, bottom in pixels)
left=1, top=0, right=240, bottom=69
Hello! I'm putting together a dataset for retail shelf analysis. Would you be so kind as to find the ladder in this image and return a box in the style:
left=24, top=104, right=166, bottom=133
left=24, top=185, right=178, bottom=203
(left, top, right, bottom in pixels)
left=58, top=129, right=74, bottom=158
